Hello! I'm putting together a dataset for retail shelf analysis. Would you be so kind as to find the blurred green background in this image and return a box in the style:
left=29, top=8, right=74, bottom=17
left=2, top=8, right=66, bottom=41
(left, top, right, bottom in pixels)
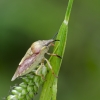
left=0, top=0, right=100, bottom=100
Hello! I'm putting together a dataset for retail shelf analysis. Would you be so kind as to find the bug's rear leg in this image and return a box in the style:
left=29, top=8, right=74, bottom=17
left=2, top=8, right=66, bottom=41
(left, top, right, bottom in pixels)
left=35, top=62, right=45, bottom=80
left=44, top=58, right=58, bottom=78
left=46, top=53, right=62, bottom=59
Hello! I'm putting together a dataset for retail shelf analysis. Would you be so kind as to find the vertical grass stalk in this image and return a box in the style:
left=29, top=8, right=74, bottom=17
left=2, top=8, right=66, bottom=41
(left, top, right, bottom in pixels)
left=39, top=0, right=74, bottom=100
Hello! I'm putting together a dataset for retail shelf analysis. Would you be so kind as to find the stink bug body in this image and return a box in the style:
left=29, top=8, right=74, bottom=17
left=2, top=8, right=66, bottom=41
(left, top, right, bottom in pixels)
left=11, top=39, right=60, bottom=81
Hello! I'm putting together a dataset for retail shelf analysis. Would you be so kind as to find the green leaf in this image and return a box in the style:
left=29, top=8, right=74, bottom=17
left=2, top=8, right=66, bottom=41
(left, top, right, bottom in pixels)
left=39, top=0, right=74, bottom=100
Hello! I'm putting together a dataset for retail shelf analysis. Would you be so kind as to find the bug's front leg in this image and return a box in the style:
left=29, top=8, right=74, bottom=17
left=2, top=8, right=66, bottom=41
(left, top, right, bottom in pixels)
left=44, top=58, right=58, bottom=78
left=46, top=53, right=62, bottom=59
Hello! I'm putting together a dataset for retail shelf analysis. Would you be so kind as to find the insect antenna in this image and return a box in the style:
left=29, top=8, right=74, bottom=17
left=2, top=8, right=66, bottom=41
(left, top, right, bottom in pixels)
left=52, top=32, right=58, bottom=39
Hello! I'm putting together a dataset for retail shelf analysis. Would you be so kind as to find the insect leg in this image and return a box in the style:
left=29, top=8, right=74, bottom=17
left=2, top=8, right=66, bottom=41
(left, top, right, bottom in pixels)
left=44, top=58, right=58, bottom=78
left=35, top=63, right=44, bottom=75
left=46, top=53, right=62, bottom=59
left=35, top=62, right=45, bottom=80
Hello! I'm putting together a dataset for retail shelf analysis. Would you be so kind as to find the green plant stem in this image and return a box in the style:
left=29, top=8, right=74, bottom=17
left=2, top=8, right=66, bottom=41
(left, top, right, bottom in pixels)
left=39, top=0, right=74, bottom=100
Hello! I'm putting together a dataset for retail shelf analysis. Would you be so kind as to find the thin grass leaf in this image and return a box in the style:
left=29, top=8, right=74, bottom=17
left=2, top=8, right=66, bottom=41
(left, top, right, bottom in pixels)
left=39, top=0, right=74, bottom=100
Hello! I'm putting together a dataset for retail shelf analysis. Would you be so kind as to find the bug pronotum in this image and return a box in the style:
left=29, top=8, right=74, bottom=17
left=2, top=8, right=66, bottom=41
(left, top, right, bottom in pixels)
left=11, top=39, right=61, bottom=81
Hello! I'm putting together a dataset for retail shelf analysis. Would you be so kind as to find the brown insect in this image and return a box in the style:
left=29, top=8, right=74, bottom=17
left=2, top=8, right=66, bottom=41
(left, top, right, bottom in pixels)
left=11, top=39, right=60, bottom=81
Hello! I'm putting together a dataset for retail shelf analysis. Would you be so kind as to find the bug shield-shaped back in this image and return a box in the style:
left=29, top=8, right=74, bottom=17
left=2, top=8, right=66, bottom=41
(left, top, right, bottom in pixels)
left=11, top=39, right=59, bottom=81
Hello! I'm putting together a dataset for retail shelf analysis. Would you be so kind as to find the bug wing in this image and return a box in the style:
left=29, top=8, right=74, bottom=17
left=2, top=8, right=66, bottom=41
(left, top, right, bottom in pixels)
left=11, top=54, right=37, bottom=81
left=11, top=49, right=38, bottom=81
left=19, top=48, right=33, bottom=65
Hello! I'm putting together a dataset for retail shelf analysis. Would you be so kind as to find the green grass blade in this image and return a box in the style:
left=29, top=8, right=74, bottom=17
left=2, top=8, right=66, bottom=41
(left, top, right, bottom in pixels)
left=39, top=0, right=74, bottom=100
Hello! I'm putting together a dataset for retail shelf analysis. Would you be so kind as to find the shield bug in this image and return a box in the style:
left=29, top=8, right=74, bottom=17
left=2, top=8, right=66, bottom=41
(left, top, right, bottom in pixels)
left=11, top=38, right=61, bottom=81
